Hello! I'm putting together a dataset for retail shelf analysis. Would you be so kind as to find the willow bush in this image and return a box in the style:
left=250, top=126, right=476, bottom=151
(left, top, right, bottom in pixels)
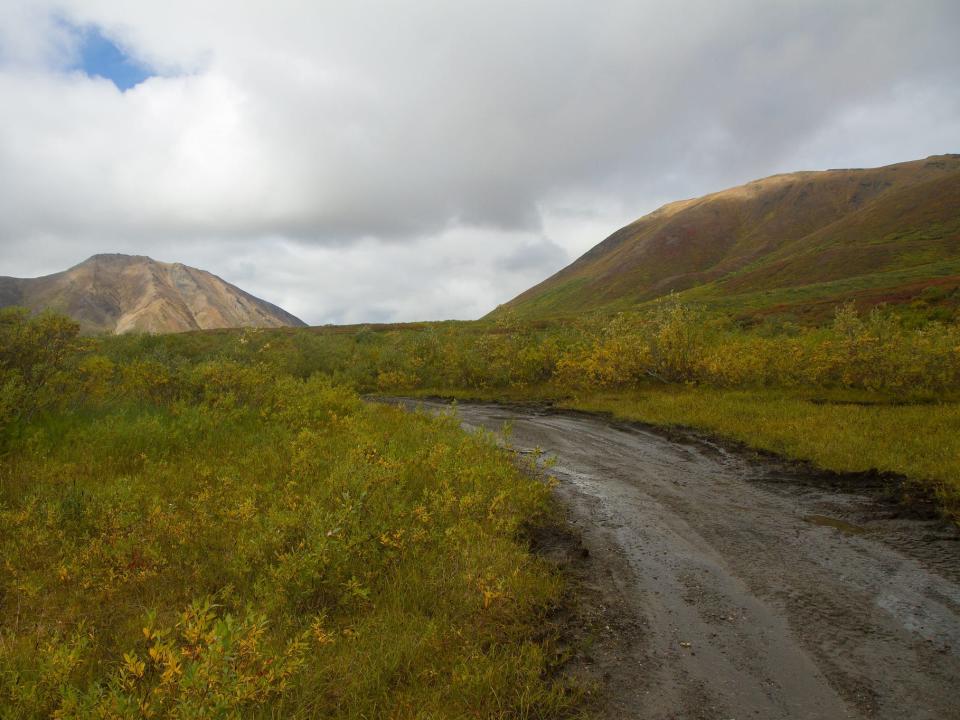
left=0, top=312, right=574, bottom=719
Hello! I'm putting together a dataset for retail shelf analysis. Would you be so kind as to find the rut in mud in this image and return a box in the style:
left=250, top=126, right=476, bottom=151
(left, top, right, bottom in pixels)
left=392, top=399, right=960, bottom=720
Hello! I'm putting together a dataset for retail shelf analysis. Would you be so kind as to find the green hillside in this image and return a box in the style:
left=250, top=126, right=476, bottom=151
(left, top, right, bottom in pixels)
left=503, top=154, right=960, bottom=322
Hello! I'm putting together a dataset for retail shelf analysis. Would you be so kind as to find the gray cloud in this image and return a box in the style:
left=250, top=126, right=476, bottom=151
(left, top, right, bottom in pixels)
left=0, top=0, right=958, bottom=323
left=495, top=238, right=568, bottom=275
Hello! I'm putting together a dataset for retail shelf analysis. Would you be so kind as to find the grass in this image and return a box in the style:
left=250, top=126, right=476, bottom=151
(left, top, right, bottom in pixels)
left=676, top=258, right=960, bottom=321
left=82, top=300, right=960, bottom=522
left=560, top=388, right=960, bottom=520
left=0, top=316, right=579, bottom=718
left=380, top=381, right=960, bottom=521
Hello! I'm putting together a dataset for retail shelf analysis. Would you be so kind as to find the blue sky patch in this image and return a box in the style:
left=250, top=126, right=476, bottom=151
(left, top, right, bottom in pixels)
left=73, top=25, right=153, bottom=91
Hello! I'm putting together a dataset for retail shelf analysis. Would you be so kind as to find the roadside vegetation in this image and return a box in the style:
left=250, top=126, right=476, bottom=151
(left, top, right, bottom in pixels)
left=85, top=298, right=960, bottom=519
left=0, top=309, right=575, bottom=718
left=565, top=388, right=960, bottom=512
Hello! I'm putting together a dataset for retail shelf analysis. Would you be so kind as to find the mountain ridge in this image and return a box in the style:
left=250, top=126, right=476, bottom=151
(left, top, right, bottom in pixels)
left=0, top=254, right=306, bottom=334
left=502, top=154, right=960, bottom=320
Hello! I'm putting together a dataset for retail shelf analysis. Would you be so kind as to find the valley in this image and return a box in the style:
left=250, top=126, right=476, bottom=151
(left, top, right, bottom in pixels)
left=4, top=3, right=959, bottom=717
left=2, top=153, right=959, bottom=719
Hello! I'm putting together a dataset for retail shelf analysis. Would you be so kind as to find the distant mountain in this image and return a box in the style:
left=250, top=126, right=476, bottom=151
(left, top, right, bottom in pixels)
left=503, top=154, right=960, bottom=321
left=0, top=254, right=306, bottom=334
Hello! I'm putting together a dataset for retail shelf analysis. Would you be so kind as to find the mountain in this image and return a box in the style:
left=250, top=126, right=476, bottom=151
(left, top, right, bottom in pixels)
left=0, top=254, right=306, bottom=334
left=503, top=154, right=960, bottom=321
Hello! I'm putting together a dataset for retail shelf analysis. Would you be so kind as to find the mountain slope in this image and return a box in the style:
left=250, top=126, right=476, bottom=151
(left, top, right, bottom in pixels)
left=503, top=154, right=960, bottom=320
left=0, top=254, right=306, bottom=334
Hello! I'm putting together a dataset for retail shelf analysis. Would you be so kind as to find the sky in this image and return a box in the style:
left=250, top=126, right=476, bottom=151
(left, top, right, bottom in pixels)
left=0, top=1, right=958, bottom=325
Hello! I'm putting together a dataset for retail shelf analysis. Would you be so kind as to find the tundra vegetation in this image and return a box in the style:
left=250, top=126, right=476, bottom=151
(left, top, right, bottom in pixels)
left=92, top=297, right=960, bottom=518
left=1, top=295, right=958, bottom=717
left=0, top=309, right=573, bottom=718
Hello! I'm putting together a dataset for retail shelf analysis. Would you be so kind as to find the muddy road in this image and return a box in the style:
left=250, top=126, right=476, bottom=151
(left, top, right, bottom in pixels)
left=393, top=399, right=960, bottom=720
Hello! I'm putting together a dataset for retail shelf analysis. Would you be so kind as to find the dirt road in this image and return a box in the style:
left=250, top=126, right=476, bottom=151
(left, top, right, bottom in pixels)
left=395, top=399, right=960, bottom=720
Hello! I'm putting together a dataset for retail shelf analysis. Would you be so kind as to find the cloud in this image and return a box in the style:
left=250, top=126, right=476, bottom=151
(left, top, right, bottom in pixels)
left=0, top=0, right=958, bottom=323
left=179, top=228, right=568, bottom=325
left=495, top=238, right=568, bottom=275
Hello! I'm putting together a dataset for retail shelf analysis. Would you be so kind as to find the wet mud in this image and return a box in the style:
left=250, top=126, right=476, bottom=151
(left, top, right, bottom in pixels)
left=390, top=398, right=960, bottom=720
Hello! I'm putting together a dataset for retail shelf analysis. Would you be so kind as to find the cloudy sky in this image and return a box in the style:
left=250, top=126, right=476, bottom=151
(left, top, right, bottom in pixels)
left=1, top=0, right=958, bottom=324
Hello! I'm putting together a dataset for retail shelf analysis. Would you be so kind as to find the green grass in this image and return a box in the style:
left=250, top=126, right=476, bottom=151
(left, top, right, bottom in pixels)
left=0, top=354, right=578, bottom=717
left=78, top=301, right=960, bottom=522
left=560, top=387, right=960, bottom=520
left=493, top=278, right=592, bottom=320
left=388, top=384, right=960, bottom=521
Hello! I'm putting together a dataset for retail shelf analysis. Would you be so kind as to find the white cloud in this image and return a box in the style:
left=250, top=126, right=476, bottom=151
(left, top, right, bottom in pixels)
left=0, top=0, right=958, bottom=323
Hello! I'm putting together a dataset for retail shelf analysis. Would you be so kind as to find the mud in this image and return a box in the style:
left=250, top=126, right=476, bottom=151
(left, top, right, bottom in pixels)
left=390, top=398, right=960, bottom=720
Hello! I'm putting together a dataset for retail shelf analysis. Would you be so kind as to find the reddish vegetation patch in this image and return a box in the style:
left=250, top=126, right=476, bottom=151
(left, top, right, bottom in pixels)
left=749, top=276, right=960, bottom=323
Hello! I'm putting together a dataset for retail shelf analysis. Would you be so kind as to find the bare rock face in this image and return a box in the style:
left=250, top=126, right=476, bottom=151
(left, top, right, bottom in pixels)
left=0, top=254, right=307, bottom=334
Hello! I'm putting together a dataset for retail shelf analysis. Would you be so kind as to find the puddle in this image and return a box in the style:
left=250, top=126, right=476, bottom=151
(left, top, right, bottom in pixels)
left=804, top=514, right=868, bottom=535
